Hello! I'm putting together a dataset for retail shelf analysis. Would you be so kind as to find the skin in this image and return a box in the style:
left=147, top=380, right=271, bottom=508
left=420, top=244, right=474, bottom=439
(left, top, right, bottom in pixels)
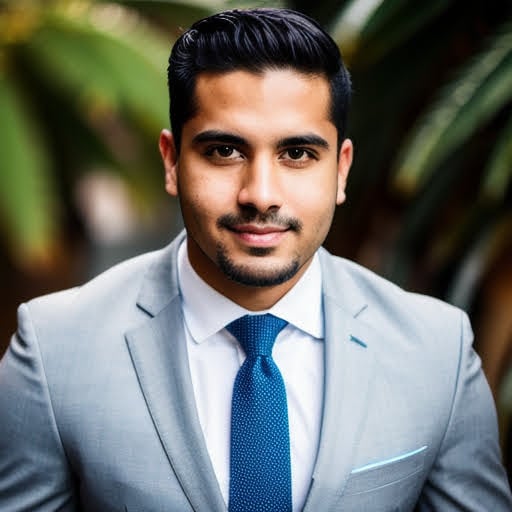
left=159, top=68, right=353, bottom=310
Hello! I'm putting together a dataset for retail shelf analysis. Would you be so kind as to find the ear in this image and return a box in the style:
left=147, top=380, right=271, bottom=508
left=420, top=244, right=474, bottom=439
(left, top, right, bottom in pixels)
left=336, top=138, right=353, bottom=205
left=159, top=129, right=179, bottom=197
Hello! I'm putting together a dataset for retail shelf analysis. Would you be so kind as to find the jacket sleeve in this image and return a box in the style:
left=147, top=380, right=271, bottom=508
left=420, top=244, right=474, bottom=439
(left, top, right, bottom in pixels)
left=0, top=303, right=78, bottom=511
left=417, top=311, right=512, bottom=510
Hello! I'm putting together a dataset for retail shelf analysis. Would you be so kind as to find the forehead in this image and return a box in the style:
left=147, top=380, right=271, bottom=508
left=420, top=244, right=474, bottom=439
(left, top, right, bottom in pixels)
left=185, top=69, right=334, bottom=141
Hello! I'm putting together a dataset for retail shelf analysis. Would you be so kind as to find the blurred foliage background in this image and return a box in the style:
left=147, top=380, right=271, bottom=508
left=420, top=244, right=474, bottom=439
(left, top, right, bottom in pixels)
left=1, top=0, right=512, bottom=474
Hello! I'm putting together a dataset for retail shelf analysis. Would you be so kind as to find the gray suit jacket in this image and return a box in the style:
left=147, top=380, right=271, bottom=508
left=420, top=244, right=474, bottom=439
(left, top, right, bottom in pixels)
left=1, top=232, right=511, bottom=511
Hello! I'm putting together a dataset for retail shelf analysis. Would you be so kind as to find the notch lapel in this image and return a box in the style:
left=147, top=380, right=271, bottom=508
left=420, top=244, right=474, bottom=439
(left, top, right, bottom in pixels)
left=126, top=298, right=226, bottom=512
left=125, top=233, right=226, bottom=511
left=303, top=251, right=377, bottom=511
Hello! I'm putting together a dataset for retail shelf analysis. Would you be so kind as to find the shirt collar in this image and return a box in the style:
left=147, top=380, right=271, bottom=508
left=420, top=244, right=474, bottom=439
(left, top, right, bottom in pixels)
left=178, top=238, right=324, bottom=343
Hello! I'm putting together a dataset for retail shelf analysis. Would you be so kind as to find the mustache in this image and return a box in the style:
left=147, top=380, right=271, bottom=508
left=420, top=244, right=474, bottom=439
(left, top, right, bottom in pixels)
left=217, top=209, right=302, bottom=232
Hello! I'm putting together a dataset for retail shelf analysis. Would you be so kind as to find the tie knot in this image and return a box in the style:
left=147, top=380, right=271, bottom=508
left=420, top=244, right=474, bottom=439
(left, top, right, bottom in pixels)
left=227, top=313, right=288, bottom=357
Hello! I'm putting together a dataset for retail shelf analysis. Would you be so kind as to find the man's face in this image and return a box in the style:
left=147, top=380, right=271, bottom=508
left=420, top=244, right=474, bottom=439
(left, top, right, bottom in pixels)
left=160, top=68, right=352, bottom=305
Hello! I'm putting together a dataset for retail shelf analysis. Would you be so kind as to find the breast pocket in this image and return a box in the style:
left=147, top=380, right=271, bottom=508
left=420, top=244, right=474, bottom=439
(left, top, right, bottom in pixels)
left=343, top=445, right=427, bottom=496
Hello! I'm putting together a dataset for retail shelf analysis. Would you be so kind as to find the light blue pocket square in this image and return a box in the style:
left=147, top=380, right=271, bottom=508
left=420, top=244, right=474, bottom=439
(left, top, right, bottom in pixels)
left=351, top=445, right=428, bottom=474
left=343, top=445, right=428, bottom=496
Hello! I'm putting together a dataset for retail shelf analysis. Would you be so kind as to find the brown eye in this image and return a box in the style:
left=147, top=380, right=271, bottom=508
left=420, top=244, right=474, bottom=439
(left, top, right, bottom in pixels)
left=216, top=146, right=234, bottom=157
left=279, top=147, right=317, bottom=167
left=287, top=148, right=306, bottom=160
left=204, top=145, right=243, bottom=162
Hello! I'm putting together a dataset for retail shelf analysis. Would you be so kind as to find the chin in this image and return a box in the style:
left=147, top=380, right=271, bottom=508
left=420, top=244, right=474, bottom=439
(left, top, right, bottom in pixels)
left=217, top=251, right=300, bottom=288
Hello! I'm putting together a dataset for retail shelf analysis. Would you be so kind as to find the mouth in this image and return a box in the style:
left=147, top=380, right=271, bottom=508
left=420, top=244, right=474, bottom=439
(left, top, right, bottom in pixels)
left=228, top=224, right=290, bottom=246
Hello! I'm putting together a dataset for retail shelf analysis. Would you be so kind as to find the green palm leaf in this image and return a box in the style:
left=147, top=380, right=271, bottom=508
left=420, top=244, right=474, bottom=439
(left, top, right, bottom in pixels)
left=110, top=0, right=220, bottom=25
left=392, top=23, right=512, bottom=195
left=0, top=74, right=57, bottom=265
left=483, top=111, right=512, bottom=202
left=330, top=0, right=447, bottom=64
left=28, top=7, right=169, bottom=135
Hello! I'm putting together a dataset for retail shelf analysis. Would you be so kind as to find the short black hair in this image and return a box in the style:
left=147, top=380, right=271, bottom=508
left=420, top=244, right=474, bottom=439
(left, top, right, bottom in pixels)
left=167, top=8, right=351, bottom=152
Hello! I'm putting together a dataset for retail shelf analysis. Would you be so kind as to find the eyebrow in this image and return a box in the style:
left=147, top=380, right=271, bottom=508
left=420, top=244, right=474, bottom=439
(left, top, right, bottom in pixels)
left=276, top=134, right=330, bottom=150
left=192, top=130, right=247, bottom=146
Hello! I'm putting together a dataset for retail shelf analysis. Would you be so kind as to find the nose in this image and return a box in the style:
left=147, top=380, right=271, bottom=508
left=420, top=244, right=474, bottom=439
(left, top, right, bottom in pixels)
left=237, top=157, right=283, bottom=213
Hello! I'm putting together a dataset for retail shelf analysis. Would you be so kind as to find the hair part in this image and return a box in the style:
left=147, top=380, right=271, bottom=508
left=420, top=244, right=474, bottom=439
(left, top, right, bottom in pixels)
left=167, top=8, right=351, bottom=152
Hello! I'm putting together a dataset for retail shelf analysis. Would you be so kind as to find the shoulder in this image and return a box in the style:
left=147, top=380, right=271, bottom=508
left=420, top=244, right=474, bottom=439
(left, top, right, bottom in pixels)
left=320, top=248, right=461, bottom=314
left=11, top=241, right=182, bottom=401
left=18, top=233, right=183, bottom=349
left=25, top=249, right=161, bottom=321
left=319, top=248, right=467, bottom=350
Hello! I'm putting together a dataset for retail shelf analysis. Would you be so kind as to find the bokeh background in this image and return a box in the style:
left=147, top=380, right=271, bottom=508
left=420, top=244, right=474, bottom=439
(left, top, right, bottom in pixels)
left=1, top=0, right=512, bottom=478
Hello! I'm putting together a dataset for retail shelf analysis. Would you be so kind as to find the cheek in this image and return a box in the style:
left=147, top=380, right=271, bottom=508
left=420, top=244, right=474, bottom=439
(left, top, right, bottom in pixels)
left=290, top=176, right=338, bottom=219
left=294, top=188, right=338, bottom=243
left=178, top=173, right=231, bottom=226
left=180, top=190, right=212, bottom=225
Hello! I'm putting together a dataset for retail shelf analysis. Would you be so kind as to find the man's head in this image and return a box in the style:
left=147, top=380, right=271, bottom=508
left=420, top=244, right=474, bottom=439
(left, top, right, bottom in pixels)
left=160, top=8, right=353, bottom=310
left=167, top=8, right=351, bottom=153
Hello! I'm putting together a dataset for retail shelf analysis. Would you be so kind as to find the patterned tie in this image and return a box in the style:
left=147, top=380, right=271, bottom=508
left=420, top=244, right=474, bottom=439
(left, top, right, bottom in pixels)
left=227, top=314, right=292, bottom=512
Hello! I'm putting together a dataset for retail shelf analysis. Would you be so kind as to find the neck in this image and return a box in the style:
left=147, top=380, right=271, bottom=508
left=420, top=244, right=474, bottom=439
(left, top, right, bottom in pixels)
left=217, top=279, right=301, bottom=311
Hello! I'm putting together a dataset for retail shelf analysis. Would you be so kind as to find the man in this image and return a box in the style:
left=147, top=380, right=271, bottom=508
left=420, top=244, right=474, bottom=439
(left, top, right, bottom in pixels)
left=0, top=8, right=510, bottom=512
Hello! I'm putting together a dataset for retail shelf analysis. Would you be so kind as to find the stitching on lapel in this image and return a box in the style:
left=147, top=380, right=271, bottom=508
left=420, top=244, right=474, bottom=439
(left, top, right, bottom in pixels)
left=349, top=335, right=367, bottom=348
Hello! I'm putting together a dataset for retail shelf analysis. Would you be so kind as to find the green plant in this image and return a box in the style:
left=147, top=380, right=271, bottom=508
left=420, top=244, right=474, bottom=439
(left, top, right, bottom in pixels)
left=0, top=0, right=219, bottom=269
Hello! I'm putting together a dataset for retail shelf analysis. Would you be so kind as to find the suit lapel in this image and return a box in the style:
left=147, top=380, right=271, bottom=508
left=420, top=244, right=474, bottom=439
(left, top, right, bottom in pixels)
left=304, top=251, right=377, bottom=511
left=125, top=234, right=226, bottom=511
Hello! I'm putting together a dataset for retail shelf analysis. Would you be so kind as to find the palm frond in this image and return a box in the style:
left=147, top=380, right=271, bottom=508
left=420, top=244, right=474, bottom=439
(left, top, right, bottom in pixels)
left=28, top=6, right=169, bottom=135
left=330, top=0, right=447, bottom=64
left=392, top=23, right=512, bottom=195
left=483, top=111, right=512, bottom=202
left=0, top=74, right=57, bottom=265
left=447, top=214, right=512, bottom=308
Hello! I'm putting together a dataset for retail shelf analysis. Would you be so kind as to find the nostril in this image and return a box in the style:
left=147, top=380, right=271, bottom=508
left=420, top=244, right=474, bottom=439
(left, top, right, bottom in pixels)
left=238, top=176, right=282, bottom=212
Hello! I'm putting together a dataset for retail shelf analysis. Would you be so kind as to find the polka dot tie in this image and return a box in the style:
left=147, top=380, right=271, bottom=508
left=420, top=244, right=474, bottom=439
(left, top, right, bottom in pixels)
left=227, top=314, right=292, bottom=512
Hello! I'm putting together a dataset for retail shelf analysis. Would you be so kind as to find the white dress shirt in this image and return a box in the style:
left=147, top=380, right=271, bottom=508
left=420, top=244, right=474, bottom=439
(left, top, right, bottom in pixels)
left=177, top=240, right=324, bottom=511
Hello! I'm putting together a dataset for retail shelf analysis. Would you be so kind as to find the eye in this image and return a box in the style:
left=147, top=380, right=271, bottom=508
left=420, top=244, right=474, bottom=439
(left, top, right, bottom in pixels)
left=280, top=148, right=317, bottom=163
left=205, top=145, right=243, bottom=160
left=287, top=148, right=308, bottom=160
left=216, top=146, right=235, bottom=158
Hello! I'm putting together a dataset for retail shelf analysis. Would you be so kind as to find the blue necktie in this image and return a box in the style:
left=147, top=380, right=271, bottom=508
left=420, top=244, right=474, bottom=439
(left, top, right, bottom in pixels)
left=227, top=314, right=292, bottom=512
